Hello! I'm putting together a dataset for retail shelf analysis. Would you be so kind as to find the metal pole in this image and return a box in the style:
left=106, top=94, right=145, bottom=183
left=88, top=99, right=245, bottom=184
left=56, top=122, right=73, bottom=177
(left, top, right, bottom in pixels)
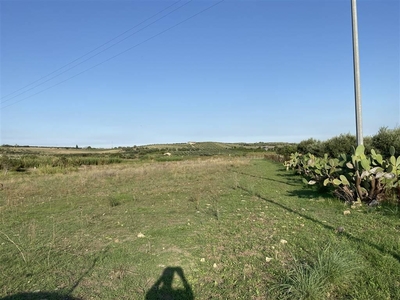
left=351, top=0, right=363, bottom=145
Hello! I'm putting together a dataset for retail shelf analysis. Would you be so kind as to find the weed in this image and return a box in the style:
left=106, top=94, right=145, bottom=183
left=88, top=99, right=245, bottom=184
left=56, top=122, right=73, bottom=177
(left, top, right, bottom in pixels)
left=275, top=262, right=328, bottom=300
left=271, top=245, right=361, bottom=299
left=380, top=202, right=400, bottom=217
left=315, top=244, right=360, bottom=287
left=232, top=172, right=239, bottom=189
left=188, top=193, right=201, bottom=211
left=0, top=230, right=26, bottom=263
left=108, top=197, right=121, bottom=207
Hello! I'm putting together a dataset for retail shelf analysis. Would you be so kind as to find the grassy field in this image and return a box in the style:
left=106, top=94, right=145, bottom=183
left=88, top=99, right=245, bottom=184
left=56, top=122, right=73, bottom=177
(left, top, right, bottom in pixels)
left=0, top=146, right=122, bottom=155
left=0, top=143, right=271, bottom=172
left=2, top=141, right=279, bottom=155
left=0, top=156, right=399, bottom=299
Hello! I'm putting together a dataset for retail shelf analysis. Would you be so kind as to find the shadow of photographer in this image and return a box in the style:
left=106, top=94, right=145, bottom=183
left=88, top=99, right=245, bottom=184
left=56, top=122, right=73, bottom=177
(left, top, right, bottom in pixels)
left=146, top=266, right=194, bottom=300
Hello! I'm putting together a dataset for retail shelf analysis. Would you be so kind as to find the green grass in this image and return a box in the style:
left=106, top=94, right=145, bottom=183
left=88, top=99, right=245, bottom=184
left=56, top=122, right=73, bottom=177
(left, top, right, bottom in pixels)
left=0, top=157, right=399, bottom=299
left=271, top=245, right=361, bottom=299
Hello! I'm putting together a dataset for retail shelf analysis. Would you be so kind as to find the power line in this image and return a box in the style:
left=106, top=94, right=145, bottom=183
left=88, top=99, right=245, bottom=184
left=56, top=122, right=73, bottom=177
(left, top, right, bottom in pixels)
left=1, top=0, right=186, bottom=102
left=1, top=0, right=225, bottom=110
left=1, top=0, right=193, bottom=105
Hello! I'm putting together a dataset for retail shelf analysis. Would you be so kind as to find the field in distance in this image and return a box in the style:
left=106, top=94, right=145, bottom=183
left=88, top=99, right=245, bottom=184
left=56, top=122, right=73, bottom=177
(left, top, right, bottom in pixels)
left=0, top=142, right=289, bottom=170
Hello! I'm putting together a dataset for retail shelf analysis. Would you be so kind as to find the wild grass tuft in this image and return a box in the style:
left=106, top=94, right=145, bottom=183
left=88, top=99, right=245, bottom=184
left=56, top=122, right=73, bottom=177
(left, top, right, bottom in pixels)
left=108, top=197, right=121, bottom=207
left=272, top=245, right=361, bottom=299
left=380, top=201, right=400, bottom=217
left=276, top=262, right=328, bottom=300
left=0, top=230, right=27, bottom=263
left=315, top=244, right=360, bottom=287
left=188, top=193, right=201, bottom=211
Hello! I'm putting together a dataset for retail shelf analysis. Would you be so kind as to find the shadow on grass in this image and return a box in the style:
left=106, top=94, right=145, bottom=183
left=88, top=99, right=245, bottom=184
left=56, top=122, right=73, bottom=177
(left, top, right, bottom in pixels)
left=146, top=266, right=194, bottom=300
left=286, top=188, right=319, bottom=199
left=287, top=188, right=334, bottom=200
left=237, top=171, right=298, bottom=186
left=237, top=170, right=332, bottom=199
left=276, top=169, right=307, bottom=184
left=0, top=248, right=108, bottom=300
left=237, top=186, right=400, bottom=264
left=0, top=292, right=82, bottom=300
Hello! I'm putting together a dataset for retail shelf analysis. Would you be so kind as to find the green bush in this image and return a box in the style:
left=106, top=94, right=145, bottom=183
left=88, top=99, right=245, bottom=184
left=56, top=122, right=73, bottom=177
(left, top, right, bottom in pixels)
left=276, top=144, right=297, bottom=160
left=297, top=134, right=374, bottom=159
left=0, top=155, right=26, bottom=171
left=263, top=153, right=285, bottom=163
left=0, top=154, right=123, bottom=172
left=0, top=155, right=13, bottom=171
left=371, top=127, right=400, bottom=158
left=363, top=136, right=373, bottom=154
left=322, top=134, right=356, bottom=158
left=297, top=138, right=324, bottom=157
left=155, top=156, right=183, bottom=162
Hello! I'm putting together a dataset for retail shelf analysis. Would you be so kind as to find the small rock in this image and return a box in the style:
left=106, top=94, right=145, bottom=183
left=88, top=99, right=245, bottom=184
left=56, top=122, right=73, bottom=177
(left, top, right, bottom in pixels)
left=343, top=210, right=351, bottom=215
left=368, top=199, right=379, bottom=207
left=336, top=226, right=345, bottom=233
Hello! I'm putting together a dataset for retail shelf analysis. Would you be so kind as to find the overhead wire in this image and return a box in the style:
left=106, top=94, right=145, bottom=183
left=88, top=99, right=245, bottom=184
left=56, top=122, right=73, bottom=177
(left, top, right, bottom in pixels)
left=1, top=0, right=194, bottom=105
left=1, top=0, right=225, bottom=110
left=1, top=0, right=183, bottom=101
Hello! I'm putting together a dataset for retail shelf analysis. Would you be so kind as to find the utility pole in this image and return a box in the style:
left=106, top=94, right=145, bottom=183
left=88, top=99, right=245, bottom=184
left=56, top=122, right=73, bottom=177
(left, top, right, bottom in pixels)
left=351, top=0, right=363, bottom=145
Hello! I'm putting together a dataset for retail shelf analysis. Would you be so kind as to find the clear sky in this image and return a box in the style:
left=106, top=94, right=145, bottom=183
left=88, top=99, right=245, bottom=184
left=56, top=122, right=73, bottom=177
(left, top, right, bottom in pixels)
left=1, top=0, right=399, bottom=148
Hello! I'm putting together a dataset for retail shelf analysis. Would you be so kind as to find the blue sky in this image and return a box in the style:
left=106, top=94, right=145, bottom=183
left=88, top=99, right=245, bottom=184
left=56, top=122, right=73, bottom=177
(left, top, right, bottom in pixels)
left=1, top=0, right=399, bottom=147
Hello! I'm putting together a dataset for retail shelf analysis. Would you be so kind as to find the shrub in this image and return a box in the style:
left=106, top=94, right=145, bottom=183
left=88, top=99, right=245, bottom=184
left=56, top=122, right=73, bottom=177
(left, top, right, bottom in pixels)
left=322, top=134, right=356, bottom=158
left=297, top=138, right=324, bottom=157
left=363, top=136, right=373, bottom=154
left=371, top=127, right=400, bottom=158
left=0, top=155, right=12, bottom=171
left=297, top=134, right=374, bottom=159
left=276, top=144, right=297, bottom=160
left=263, top=153, right=285, bottom=163
left=52, top=156, right=69, bottom=168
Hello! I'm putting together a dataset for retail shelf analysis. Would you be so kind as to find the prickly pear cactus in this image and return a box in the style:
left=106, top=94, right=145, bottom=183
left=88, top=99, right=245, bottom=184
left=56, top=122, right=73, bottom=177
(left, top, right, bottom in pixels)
left=285, top=145, right=400, bottom=204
